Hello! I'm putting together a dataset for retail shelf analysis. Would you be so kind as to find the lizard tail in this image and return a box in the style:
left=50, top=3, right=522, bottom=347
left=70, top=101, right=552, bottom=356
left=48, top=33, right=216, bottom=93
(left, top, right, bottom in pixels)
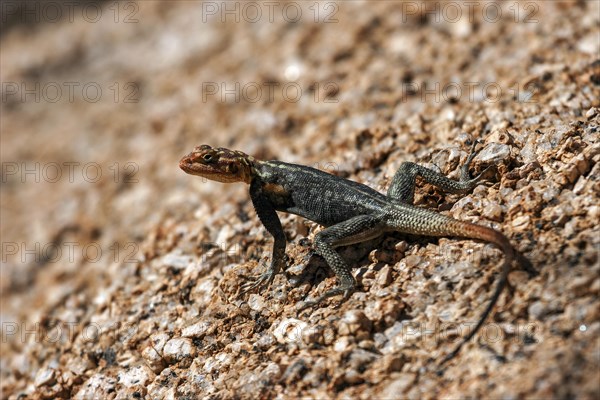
left=439, top=221, right=514, bottom=365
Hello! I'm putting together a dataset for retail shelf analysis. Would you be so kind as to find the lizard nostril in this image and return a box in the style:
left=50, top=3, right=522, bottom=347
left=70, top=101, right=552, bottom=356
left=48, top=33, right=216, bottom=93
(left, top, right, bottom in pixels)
left=179, top=158, right=191, bottom=169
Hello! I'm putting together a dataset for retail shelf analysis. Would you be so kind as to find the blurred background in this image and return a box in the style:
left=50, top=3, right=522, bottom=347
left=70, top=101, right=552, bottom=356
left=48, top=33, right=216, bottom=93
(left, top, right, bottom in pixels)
left=1, top=0, right=598, bottom=398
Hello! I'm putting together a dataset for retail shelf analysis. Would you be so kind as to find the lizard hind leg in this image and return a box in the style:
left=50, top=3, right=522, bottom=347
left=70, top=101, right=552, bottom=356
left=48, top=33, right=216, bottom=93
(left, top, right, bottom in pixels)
left=297, top=215, right=385, bottom=312
left=387, top=140, right=492, bottom=203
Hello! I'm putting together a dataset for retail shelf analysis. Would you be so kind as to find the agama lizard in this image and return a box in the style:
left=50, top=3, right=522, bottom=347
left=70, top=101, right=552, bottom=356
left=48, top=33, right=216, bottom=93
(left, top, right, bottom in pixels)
left=180, top=143, right=526, bottom=363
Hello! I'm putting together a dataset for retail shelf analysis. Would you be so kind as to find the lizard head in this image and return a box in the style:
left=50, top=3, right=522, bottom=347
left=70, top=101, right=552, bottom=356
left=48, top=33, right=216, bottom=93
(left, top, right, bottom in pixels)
left=179, top=144, right=254, bottom=184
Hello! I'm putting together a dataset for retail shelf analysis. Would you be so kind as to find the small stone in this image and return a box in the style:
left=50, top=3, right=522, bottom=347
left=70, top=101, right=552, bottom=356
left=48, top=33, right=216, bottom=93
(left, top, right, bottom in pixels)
left=338, top=310, right=372, bottom=337
left=162, top=251, right=193, bottom=270
left=229, top=341, right=253, bottom=354
left=203, top=353, right=232, bottom=374
left=261, top=362, right=282, bottom=381
left=482, top=202, right=503, bottom=221
left=377, top=265, right=393, bottom=287
left=141, top=346, right=165, bottom=374
left=182, top=321, right=212, bottom=339
left=149, top=333, right=170, bottom=353
left=561, top=154, right=590, bottom=184
left=380, top=373, right=416, bottom=397
left=273, top=318, right=308, bottom=344
left=589, top=205, right=600, bottom=221
left=301, top=324, right=327, bottom=347
left=247, top=294, right=268, bottom=312
left=512, top=215, right=531, bottom=230
left=402, top=255, right=422, bottom=269
left=508, top=270, right=530, bottom=287
left=67, top=357, right=93, bottom=376
left=118, top=365, right=154, bottom=388
left=567, top=275, right=594, bottom=296
left=528, top=301, right=548, bottom=319
left=333, top=336, right=352, bottom=352
left=147, top=369, right=178, bottom=400
left=35, top=368, right=56, bottom=387
left=162, top=338, right=197, bottom=367
left=344, top=370, right=363, bottom=385
left=74, top=374, right=117, bottom=400
left=255, top=332, right=277, bottom=350
left=585, top=107, right=597, bottom=119
left=394, top=241, right=408, bottom=253
left=477, top=143, right=511, bottom=163
left=381, top=354, right=405, bottom=373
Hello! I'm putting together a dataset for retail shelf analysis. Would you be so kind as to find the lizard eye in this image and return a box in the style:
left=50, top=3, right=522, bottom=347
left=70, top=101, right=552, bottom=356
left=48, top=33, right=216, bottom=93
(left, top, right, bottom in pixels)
left=203, top=153, right=215, bottom=162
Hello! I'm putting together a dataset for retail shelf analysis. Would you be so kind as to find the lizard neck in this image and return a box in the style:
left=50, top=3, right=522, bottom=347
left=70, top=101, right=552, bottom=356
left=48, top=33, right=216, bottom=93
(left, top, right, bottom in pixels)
left=238, top=153, right=258, bottom=184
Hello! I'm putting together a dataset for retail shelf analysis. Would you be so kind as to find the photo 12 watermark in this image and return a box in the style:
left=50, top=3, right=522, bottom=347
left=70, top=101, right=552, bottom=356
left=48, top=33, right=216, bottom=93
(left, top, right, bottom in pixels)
left=400, top=80, right=538, bottom=104
left=399, top=1, right=539, bottom=24
left=2, top=320, right=139, bottom=345
left=201, top=1, right=339, bottom=24
left=1, top=241, right=140, bottom=265
left=1, top=161, right=139, bottom=184
left=2, top=81, right=140, bottom=105
left=1, top=1, right=139, bottom=25
left=201, top=81, right=339, bottom=104
left=198, top=1, right=539, bottom=25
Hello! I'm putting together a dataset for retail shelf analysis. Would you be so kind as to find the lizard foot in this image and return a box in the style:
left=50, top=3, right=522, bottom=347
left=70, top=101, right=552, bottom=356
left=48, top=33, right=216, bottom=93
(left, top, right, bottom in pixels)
left=296, top=285, right=354, bottom=313
left=461, top=139, right=496, bottom=185
left=239, top=266, right=276, bottom=295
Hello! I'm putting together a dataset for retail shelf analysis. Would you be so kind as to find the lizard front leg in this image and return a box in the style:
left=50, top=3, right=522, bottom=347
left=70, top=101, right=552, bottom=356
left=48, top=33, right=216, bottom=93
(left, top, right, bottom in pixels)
left=387, top=140, right=492, bottom=203
left=299, top=215, right=385, bottom=311
left=240, top=179, right=287, bottom=294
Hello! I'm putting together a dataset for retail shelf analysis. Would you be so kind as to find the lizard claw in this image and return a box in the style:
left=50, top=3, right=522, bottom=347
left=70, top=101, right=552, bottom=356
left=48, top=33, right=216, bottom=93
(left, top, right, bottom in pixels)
left=460, top=139, right=496, bottom=185
left=460, top=139, right=481, bottom=180
left=239, top=266, right=276, bottom=295
left=296, top=286, right=354, bottom=313
left=471, top=165, right=496, bottom=184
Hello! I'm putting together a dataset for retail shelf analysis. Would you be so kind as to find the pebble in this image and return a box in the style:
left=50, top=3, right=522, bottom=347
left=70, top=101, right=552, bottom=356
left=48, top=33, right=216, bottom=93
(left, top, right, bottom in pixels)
left=161, top=251, right=193, bottom=270
left=482, top=201, right=503, bottom=221
left=511, top=215, right=531, bottom=230
left=338, top=310, right=372, bottom=336
left=380, top=373, right=417, bottom=397
left=162, top=338, right=197, bottom=366
left=333, top=336, right=352, bottom=352
left=376, top=265, right=393, bottom=287
left=273, top=318, right=308, bottom=344
left=118, top=365, right=154, bottom=388
left=261, top=362, right=282, bottom=381
left=34, top=368, right=56, bottom=387
left=476, top=143, right=511, bottom=163
left=247, top=294, right=268, bottom=312
left=182, top=321, right=212, bottom=339
left=150, top=333, right=170, bottom=353
left=528, top=301, right=548, bottom=319
left=141, top=345, right=165, bottom=373
left=255, top=332, right=277, bottom=350
left=74, top=374, right=117, bottom=400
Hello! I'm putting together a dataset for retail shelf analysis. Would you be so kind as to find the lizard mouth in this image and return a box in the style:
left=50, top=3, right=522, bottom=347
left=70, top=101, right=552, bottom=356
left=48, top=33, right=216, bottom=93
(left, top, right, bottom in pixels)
left=179, top=154, right=232, bottom=182
left=179, top=154, right=207, bottom=176
left=178, top=156, right=193, bottom=172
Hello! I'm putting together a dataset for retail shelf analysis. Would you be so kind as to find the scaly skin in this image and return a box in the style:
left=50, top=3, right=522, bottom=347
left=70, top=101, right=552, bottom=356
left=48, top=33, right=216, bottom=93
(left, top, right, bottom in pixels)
left=179, top=143, right=529, bottom=365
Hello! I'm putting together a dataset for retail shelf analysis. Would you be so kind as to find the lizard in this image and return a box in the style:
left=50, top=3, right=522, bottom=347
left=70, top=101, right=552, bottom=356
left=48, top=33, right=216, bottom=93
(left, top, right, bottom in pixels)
left=179, top=142, right=529, bottom=364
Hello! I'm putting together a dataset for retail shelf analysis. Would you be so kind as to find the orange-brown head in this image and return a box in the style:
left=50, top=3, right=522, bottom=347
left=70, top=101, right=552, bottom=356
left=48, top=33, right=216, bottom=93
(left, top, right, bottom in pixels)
left=179, top=144, right=255, bottom=184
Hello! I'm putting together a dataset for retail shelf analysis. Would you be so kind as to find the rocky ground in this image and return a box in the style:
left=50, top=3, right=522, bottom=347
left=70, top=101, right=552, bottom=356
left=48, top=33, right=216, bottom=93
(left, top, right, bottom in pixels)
left=1, top=1, right=599, bottom=398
